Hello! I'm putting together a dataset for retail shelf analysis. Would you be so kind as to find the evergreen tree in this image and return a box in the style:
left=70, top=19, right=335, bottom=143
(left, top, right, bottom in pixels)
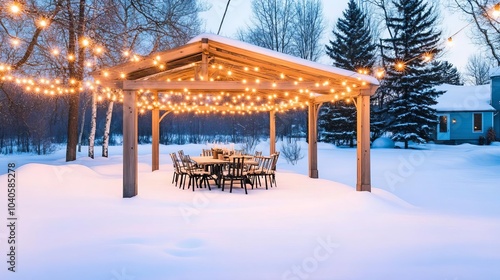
left=434, top=60, right=463, bottom=85
left=320, top=0, right=376, bottom=146
left=380, top=0, right=444, bottom=149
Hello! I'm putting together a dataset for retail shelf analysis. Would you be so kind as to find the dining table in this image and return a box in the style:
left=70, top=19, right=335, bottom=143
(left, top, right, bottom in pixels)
left=190, top=155, right=259, bottom=187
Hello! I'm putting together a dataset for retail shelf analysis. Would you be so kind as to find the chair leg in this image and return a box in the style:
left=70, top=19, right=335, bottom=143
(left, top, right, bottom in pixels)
left=242, top=178, right=247, bottom=194
left=202, top=175, right=211, bottom=191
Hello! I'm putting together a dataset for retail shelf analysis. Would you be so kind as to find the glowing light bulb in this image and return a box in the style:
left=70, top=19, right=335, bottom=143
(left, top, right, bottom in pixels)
left=422, top=53, right=432, bottom=62
left=9, top=3, right=21, bottom=14
left=10, top=38, right=20, bottom=47
left=493, top=3, right=500, bottom=17
left=395, top=62, right=405, bottom=71
left=375, top=69, right=385, bottom=78
left=81, top=38, right=90, bottom=47
left=447, top=37, right=454, bottom=47
left=38, top=19, right=48, bottom=28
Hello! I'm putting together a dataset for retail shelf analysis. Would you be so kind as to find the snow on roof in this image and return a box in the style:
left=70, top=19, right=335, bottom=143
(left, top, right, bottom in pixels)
left=188, top=33, right=380, bottom=85
left=491, top=67, right=500, bottom=78
left=433, top=84, right=495, bottom=112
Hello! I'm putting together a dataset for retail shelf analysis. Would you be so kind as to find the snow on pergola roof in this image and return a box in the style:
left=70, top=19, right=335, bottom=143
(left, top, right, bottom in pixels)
left=94, top=33, right=378, bottom=113
left=433, top=84, right=494, bottom=112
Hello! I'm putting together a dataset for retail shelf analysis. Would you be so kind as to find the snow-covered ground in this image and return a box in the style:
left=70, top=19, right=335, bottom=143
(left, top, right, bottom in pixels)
left=1, top=141, right=500, bottom=280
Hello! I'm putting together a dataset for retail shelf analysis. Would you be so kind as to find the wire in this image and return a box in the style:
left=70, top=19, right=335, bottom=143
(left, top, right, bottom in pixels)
left=217, top=0, right=231, bottom=35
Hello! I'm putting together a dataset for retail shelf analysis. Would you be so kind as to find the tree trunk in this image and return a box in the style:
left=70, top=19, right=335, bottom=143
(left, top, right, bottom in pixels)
left=77, top=96, right=90, bottom=152
left=65, top=0, right=86, bottom=162
left=88, top=91, right=97, bottom=158
left=102, top=100, right=114, bottom=157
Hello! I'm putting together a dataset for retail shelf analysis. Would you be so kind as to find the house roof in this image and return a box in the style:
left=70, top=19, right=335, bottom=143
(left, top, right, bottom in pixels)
left=93, top=33, right=379, bottom=113
left=433, top=84, right=495, bottom=112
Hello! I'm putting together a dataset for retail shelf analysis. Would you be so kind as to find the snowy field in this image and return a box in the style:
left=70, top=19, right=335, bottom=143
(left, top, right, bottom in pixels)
left=1, top=141, right=500, bottom=280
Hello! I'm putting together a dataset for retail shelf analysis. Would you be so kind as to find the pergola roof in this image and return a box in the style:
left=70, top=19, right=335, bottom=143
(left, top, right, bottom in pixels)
left=94, top=33, right=378, bottom=113
left=93, top=33, right=378, bottom=198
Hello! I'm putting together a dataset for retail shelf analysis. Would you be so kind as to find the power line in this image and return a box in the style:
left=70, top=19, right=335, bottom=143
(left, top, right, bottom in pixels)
left=217, top=0, right=231, bottom=35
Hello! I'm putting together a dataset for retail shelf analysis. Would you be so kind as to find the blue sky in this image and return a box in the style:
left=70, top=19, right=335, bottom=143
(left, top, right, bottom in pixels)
left=199, top=0, right=476, bottom=71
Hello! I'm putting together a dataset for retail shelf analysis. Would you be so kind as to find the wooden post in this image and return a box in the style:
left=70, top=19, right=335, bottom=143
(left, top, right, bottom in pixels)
left=308, top=102, right=319, bottom=178
left=270, top=109, right=276, bottom=154
left=152, top=91, right=160, bottom=171
left=201, top=38, right=209, bottom=81
left=356, top=95, right=371, bottom=192
left=123, top=90, right=138, bottom=198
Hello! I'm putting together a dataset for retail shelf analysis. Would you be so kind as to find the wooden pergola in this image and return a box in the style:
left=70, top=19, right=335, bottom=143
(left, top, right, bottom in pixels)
left=93, top=34, right=379, bottom=198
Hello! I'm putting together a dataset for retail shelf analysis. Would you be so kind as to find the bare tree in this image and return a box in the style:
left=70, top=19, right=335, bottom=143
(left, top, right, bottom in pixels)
left=239, top=0, right=297, bottom=54
left=449, top=0, right=500, bottom=66
left=464, top=53, right=495, bottom=84
left=1, top=0, right=205, bottom=159
left=292, top=0, right=325, bottom=61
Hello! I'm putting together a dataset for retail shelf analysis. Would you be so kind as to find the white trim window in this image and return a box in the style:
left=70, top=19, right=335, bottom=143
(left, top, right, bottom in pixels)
left=473, top=113, right=483, bottom=133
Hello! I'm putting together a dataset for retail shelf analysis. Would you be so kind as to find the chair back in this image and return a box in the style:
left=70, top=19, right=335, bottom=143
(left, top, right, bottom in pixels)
left=170, top=153, right=182, bottom=173
left=202, top=149, right=213, bottom=156
left=227, top=157, right=245, bottom=178
left=259, top=156, right=273, bottom=174
left=271, top=152, right=280, bottom=171
left=182, top=155, right=196, bottom=175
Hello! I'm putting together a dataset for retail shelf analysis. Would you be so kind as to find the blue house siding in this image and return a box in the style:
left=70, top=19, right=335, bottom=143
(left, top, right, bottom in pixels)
left=492, top=76, right=500, bottom=139
left=447, top=111, right=494, bottom=141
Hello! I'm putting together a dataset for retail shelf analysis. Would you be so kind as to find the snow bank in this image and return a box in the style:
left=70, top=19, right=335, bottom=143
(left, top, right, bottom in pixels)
left=1, top=143, right=500, bottom=279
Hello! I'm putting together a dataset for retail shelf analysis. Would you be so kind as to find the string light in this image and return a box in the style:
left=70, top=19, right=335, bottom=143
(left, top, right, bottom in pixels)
left=37, top=18, right=49, bottom=28
left=10, top=38, right=20, bottom=47
left=9, top=2, right=22, bottom=14
left=493, top=3, right=500, bottom=18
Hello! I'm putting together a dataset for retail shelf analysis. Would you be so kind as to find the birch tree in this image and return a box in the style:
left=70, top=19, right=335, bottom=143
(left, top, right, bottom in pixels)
left=102, top=98, right=115, bottom=157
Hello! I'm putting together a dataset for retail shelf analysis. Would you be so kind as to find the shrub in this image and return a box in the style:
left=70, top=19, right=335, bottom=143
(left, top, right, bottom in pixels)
left=281, top=139, right=304, bottom=165
left=486, top=127, right=496, bottom=145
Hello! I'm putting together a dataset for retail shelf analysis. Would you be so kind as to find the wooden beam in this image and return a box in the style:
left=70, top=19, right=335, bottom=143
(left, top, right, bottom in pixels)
left=200, top=38, right=209, bottom=81
left=152, top=91, right=160, bottom=171
left=93, top=42, right=202, bottom=80
left=308, top=102, right=320, bottom=178
left=356, top=95, right=371, bottom=192
left=121, top=80, right=336, bottom=92
left=270, top=109, right=276, bottom=154
left=123, top=90, right=138, bottom=197
left=209, top=48, right=325, bottom=82
left=209, top=41, right=379, bottom=85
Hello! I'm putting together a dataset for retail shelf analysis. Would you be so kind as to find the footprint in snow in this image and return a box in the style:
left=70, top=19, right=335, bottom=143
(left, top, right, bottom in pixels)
left=165, top=238, right=204, bottom=257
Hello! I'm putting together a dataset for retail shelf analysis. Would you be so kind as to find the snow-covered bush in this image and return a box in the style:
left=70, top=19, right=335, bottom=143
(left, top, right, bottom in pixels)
left=280, top=139, right=304, bottom=165
left=372, top=137, right=395, bottom=149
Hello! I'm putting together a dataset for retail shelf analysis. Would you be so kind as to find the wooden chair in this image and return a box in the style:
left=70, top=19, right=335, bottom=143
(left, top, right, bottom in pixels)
left=183, top=155, right=211, bottom=192
left=247, top=156, right=273, bottom=189
left=221, top=156, right=248, bottom=194
left=170, top=152, right=187, bottom=188
left=202, top=149, right=213, bottom=156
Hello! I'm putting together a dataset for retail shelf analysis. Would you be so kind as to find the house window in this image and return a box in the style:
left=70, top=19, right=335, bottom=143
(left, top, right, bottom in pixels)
left=439, top=116, right=448, bottom=133
left=473, top=113, right=482, bottom=132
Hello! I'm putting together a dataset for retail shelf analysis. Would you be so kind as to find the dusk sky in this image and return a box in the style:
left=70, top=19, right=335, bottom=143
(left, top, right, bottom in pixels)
left=200, top=0, right=477, bottom=71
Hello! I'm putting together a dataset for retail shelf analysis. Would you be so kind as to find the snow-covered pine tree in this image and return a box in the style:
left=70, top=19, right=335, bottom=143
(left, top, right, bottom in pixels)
left=381, top=0, right=444, bottom=149
left=320, top=0, right=376, bottom=146
left=434, top=60, right=463, bottom=85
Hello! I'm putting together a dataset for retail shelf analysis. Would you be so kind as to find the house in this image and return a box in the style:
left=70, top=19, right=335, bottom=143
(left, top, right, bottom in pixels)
left=433, top=68, right=500, bottom=144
